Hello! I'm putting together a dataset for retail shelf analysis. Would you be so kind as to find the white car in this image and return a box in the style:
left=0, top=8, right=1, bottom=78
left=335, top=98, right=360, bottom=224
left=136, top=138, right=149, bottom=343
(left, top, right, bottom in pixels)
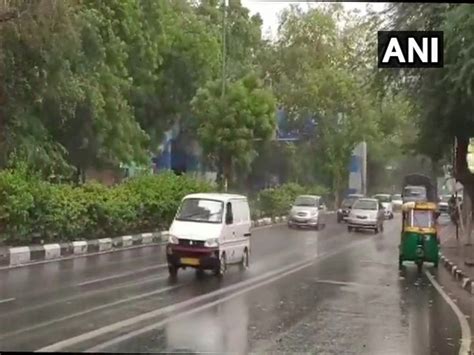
left=391, top=193, right=403, bottom=211
left=373, top=194, right=394, bottom=219
left=438, top=195, right=451, bottom=214
left=347, top=198, right=385, bottom=233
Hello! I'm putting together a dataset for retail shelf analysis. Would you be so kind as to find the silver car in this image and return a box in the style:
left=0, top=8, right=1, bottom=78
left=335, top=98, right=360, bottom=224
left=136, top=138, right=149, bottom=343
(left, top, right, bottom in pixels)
left=347, top=198, right=385, bottom=233
left=288, top=195, right=327, bottom=230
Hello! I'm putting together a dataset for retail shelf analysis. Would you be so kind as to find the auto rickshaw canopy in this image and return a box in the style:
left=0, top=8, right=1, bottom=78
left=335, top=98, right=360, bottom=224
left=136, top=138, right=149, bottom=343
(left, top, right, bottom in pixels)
left=401, top=201, right=438, bottom=234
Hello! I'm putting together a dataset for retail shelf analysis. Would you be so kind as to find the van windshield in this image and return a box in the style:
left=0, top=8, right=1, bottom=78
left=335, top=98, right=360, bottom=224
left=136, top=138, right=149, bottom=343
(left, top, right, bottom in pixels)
left=175, top=198, right=224, bottom=223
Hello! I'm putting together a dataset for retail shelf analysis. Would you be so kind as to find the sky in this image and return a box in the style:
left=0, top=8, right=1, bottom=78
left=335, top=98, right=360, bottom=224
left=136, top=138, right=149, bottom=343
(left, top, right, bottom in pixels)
left=240, top=1, right=389, bottom=39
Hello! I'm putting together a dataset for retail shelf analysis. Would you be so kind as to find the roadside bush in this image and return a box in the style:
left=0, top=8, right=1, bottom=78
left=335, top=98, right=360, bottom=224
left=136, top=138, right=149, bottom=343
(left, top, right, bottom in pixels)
left=0, top=170, right=215, bottom=245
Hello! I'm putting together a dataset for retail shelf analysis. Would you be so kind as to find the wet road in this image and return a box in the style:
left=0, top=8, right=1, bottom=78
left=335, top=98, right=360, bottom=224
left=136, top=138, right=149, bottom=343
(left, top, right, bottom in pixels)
left=0, top=215, right=467, bottom=354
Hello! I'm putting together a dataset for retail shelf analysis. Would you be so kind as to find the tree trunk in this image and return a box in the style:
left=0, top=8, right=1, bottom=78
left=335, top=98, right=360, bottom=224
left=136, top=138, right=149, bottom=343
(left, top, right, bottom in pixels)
left=222, top=156, right=232, bottom=193
left=464, top=184, right=474, bottom=246
left=454, top=136, right=474, bottom=245
left=333, top=174, right=341, bottom=209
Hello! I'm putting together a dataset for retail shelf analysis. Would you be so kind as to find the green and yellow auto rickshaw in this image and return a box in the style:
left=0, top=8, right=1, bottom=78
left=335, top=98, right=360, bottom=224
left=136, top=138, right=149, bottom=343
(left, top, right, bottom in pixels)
left=399, top=201, right=439, bottom=271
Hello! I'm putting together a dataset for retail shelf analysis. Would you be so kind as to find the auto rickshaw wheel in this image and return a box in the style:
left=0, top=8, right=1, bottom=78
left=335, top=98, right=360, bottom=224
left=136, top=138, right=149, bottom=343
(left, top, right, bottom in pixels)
left=399, top=256, right=403, bottom=269
left=348, top=226, right=353, bottom=232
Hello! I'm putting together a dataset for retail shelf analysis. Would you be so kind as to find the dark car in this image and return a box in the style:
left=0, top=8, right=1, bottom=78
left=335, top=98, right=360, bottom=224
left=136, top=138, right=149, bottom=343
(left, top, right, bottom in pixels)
left=337, top=197, right=359, bottom=223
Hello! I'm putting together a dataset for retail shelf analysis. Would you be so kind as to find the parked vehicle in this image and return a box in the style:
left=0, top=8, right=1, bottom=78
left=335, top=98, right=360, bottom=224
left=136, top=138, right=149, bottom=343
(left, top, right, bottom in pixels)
left=438, top=194, right=451, bottom=214
left=167, top=193, right=251, bottom=278
left=347, top=198, right=385, bottom=233
left=337, top=196, right=360, bottom=223
left=288, top=195, right=327, bottom=230
left=372, top=193, right=394, bottom=219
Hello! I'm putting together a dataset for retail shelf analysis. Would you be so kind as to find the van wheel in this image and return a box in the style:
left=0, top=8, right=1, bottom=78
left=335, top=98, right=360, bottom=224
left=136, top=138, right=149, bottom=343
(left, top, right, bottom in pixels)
left=215, top=252, right=227, bottom=276
left=240, top=249, right=249, bottom=271
left=348, top=226, right=353, bottom=233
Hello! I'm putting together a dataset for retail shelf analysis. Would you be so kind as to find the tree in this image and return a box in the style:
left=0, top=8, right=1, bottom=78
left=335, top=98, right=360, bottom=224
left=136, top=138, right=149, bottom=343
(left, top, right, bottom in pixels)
left=260, top=4, right=383, bottom=204
left=191, top=73, right=276, bottom=190
left=0, top=0, right=150, bottom=179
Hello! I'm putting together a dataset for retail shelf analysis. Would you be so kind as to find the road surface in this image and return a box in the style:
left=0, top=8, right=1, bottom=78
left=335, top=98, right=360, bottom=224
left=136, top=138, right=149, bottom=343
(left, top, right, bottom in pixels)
left=0, top=215, right=470, bottom=354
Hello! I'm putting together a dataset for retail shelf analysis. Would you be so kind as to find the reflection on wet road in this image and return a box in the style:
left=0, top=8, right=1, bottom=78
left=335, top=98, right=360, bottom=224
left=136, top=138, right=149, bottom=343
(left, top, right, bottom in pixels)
left=0, top=215, right=466, bottom=354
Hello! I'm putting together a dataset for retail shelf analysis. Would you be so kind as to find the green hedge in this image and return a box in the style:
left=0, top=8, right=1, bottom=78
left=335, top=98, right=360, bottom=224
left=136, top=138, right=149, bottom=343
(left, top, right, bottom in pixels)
left=0, top=169, right=214, bottom=245
left=256, top=183, right=329, bottom=218
left=0, top=168, right=331, bottom=245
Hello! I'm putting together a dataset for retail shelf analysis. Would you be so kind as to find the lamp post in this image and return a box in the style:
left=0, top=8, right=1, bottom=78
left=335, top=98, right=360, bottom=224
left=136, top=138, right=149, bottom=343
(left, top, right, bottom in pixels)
left=220, top=0, right=228, bottom=191
left=221, top=0, right=228, bottom=98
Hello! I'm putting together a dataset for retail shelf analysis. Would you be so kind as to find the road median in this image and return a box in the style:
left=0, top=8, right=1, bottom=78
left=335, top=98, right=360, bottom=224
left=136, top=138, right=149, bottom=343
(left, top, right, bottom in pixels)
left=0, top=216, right=289, bottom=269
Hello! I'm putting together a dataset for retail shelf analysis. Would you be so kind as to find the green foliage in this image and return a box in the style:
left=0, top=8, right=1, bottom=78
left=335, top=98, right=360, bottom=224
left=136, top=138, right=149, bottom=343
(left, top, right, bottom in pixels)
left=0, top=170, right=215, bottom=245
left=382, top=4, right=474, bottom=164
left=261, top=4, right=384, bottom=203
left=0, top=0, right=222, bottom=175
left=192, top=73, right=276, bottom=185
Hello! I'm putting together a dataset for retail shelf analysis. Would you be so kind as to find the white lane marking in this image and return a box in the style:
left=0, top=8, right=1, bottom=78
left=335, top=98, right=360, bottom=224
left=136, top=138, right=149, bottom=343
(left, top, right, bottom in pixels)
left=2, top=278, right=179, bottom=340
left=76, top=264, right=167, bottom=286
left=88, top=258, right=322, bottom=352
left=313, top=279, right=385, bottom=289
left=4, top=273, right=170, bottom=318
left=0, top=298, right=15, bottom=304
left=36, top=236, right=374, bottom=352
left=425, top=270, right=472, bottom=355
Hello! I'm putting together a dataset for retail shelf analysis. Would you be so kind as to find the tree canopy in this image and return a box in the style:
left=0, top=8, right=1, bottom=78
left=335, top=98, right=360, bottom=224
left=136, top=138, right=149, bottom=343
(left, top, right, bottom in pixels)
left=2, top=0, right=462, bottom=198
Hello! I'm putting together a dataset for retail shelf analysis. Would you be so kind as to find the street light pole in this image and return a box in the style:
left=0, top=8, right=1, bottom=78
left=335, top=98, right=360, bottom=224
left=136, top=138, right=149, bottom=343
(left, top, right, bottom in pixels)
left=221, top=0, right=228, bottom=98
left=220, top=0, right=228, bottom=192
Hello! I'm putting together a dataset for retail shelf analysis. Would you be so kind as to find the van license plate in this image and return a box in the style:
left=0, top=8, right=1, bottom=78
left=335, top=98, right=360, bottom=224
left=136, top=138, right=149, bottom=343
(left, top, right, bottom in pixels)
left=181, top=257, right=200, bottom=266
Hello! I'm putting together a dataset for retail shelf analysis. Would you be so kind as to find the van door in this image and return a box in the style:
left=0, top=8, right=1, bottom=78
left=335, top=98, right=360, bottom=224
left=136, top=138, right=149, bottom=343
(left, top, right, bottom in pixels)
left=233, top=199, right=250, bottom=263
left=223, top=201, right=238, bottom=263
left=241, top=200, right=251, bottom=254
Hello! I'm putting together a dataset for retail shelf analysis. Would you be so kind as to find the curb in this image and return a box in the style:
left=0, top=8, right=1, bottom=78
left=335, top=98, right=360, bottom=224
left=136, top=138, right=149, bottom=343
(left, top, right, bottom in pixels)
left=439, top=252, right=474, bottom=295
left=0, top=216, right=289, bottom=269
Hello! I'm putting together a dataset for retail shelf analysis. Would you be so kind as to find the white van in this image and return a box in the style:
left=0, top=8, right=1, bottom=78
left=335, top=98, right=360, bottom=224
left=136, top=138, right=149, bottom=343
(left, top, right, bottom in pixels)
left=166, top=193, right=251, bottom=278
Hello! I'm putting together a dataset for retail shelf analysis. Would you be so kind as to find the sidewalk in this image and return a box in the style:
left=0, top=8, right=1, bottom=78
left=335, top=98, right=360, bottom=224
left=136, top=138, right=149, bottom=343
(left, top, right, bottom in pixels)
left=439, top=222, right=474, bottom=295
